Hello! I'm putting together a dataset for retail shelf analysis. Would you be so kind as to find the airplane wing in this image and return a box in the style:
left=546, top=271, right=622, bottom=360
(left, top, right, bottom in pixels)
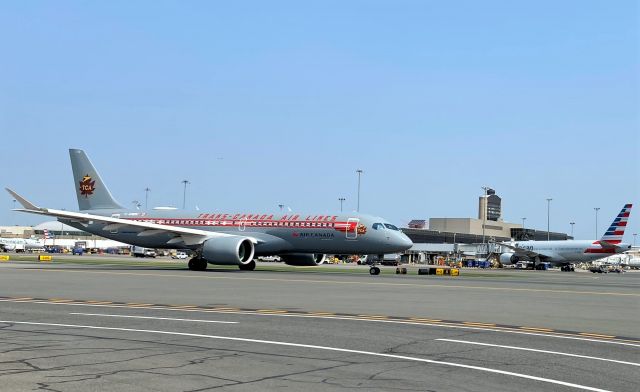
left=498, top=242, right=547, bottom=259
left=6, top=188, right=259, bottom=246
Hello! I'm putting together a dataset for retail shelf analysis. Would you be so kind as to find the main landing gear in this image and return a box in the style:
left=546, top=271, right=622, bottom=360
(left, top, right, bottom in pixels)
left=238, top=260, right=256, bottom=271
left=560, top=265, right=575, bottom=272
left=188, top=258, right=207, bottom=271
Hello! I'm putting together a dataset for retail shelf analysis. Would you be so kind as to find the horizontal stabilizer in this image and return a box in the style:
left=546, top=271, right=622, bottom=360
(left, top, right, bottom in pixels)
left=5, top=188, right=41, bottom=211
left=599, top=240, right=617, bottom=249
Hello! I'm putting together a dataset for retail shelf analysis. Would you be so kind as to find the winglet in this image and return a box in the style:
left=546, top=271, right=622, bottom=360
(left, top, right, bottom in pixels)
left=5, top=188, right=41, bottom=211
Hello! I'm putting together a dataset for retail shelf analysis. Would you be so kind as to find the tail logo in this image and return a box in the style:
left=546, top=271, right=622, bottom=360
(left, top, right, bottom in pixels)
left=79, top=175, right=96, bottom=197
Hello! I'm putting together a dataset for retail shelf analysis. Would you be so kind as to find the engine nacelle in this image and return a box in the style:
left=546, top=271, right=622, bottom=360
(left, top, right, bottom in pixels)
left=499, top=252, right=519, bottom=265
left=281, top=253, right=326, bottom=266
left=202, top=236, right=255, bottom=266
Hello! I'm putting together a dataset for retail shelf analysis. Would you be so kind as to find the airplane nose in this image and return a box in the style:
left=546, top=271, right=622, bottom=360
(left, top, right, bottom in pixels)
left=395, top=232, right=413, bottom=250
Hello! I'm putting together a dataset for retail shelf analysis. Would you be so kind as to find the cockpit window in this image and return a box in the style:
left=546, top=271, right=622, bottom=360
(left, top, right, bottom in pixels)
left=384, top=223, right=399, bottom=231
left=372, top=223, right=384, bottom=230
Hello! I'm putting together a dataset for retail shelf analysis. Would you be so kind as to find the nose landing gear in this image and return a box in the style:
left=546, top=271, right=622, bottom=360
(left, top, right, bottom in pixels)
left=369, top=254, right=383, bottom=275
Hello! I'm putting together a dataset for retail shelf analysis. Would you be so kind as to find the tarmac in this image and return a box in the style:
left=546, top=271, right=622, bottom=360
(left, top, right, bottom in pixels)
left=0, top=257, right=638, bottom=391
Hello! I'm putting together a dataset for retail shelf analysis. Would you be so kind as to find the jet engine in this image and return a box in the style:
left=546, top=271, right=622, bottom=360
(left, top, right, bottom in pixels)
left=499, top=253, right=519, bottom=265
left=281, top=253, right=326, bottom=266
left=201, top=236, right=255, bottom=266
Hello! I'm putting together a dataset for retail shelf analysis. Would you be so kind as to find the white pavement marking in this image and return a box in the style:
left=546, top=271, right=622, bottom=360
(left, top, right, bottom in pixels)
left=0, top=320, right=614, bottom=392
left=437, top=339, right=640, bottom=367
left=25, top=268, right=640, bottom=297
left=69, top=313, right=238, bottom=324
left=2, top=299, right=640, bottom=347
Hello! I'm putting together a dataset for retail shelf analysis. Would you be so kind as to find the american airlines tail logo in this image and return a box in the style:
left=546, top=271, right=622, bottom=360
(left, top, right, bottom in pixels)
left=79, top=175, right=96, bottom=197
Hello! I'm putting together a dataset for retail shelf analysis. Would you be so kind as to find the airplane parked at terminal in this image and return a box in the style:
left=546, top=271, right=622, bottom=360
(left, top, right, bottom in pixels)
left=498, top=204, right=633, bottom=271
left=0, top=237, right=44, bottom=252
left=6, top=149, right=412, bottom=273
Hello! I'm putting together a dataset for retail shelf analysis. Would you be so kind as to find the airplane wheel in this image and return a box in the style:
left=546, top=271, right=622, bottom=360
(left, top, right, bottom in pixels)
left=188, top=258, right=207, bottom=271
left=239, top=260, right=256, bottom=271
left=369, top=267, right=380, bottom=275
left=188, top=259, right=197, bottom=270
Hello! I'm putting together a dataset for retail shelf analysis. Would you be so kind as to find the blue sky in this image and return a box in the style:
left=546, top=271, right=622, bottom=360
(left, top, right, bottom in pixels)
left=1, top=1, right=638, bottom=242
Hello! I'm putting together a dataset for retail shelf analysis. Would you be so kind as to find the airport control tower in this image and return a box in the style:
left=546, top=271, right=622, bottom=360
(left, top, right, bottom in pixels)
left=479, top=188, right=502, bottom=222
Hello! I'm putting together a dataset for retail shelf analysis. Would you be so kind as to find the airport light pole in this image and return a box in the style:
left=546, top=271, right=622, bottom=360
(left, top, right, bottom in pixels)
left=570, top=222, right=575, bottom=238
left=521, top=217, right=526, bottom=229
left=338, top=197, right=346, bottom=212
left=356, top=169, right=363, bottom=212
left=12, top=199, right=16, bottom=225
left=546, top=198, right=552, bottom=241
left=144, top=187, right=151, bottom=210
left=278, top=203, right=284, bottom=212
left=181, top=180, right=190, bottom=210
left=634, top=233, right=637, bottom=246
left=594, top=207, right=600, bottom=239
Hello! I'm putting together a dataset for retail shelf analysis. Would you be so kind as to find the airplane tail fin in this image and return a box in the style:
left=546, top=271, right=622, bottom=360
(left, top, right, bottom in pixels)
left=69, top=149, right=123, bottom=211
left=600, top=204, right=632, bottom=244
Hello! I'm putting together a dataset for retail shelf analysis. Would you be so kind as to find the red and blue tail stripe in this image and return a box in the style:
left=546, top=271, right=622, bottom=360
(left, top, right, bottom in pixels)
left=600, top=203, right=632, bottom=244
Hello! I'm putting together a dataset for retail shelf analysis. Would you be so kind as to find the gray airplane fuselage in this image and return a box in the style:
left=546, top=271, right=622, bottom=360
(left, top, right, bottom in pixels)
left=64, top=209, right=413, bottom=256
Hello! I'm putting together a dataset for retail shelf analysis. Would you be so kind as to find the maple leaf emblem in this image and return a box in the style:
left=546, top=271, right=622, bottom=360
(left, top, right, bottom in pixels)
left=357, top=224, right=367, bottom=235
left=79, top=175, right=96, bottom=197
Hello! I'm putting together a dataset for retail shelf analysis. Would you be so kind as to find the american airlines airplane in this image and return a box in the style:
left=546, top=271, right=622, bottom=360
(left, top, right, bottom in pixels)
left=0, top=237, right=44, bottom=252
left=498, top=204, right=633, bottom=271
left=6, top=149, right=412, bottom=274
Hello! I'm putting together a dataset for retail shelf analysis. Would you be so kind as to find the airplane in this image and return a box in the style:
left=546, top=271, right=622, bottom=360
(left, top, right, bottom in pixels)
left=0, top=237, right=44, bottom=252
left=6, top=149, right=413, bottom=274
left=497, top=204, right=633, bottom=271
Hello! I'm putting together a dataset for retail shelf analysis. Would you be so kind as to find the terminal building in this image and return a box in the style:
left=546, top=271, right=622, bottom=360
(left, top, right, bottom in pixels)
left=402, top=189, right=571, bottom=262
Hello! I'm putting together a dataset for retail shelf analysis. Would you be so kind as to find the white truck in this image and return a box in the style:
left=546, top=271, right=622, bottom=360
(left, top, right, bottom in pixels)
left=131, top=246, right=157, bottom=258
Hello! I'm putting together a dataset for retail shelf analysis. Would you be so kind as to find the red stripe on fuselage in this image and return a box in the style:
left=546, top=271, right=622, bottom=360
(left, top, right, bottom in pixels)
left=584, top=248, right=617, bottom=254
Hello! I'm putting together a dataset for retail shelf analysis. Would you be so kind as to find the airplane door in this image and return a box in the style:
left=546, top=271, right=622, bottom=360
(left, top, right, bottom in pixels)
left=238, top=217, right=247, bottom=232
left=346, top=218, right=359, bottom=239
